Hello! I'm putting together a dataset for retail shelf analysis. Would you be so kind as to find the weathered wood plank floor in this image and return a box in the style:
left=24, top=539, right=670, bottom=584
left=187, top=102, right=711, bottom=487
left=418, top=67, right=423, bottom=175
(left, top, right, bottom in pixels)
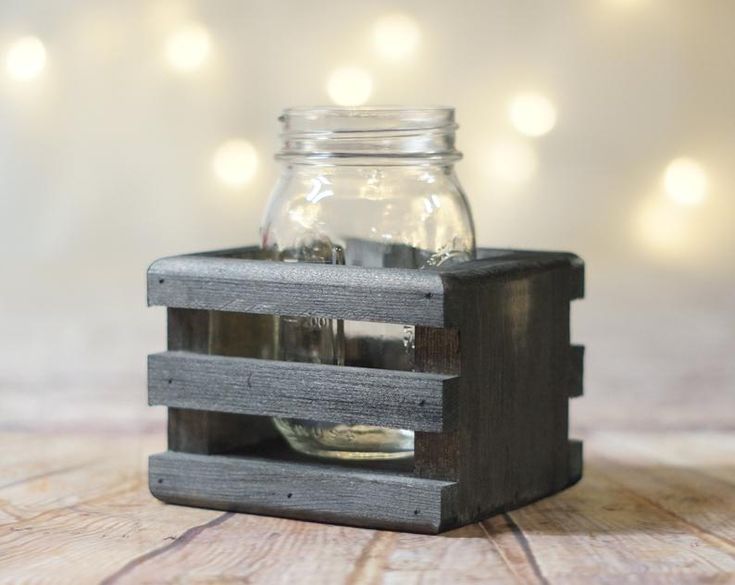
left=0, top=423, right=733, bottom=584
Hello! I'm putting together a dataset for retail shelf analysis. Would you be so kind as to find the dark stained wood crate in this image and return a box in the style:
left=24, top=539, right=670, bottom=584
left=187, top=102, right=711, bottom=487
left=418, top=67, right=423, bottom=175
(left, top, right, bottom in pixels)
left=147, top=245, right=585, bottom=534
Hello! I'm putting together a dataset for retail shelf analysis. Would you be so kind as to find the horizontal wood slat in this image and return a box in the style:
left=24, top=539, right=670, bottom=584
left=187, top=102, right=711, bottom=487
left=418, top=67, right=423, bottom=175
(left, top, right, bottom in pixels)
left=149, top=451, right=458, bottom=533
left=147, top=254, right=446, bottom=326
left=147, top=247, right=584, bottom=327
left=149, top=351, right=458, bottom=432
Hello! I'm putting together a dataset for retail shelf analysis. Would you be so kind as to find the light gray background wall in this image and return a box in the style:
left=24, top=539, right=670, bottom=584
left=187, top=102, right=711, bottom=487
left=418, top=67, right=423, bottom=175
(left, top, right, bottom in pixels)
left=1, top=0, right=733, bottom=430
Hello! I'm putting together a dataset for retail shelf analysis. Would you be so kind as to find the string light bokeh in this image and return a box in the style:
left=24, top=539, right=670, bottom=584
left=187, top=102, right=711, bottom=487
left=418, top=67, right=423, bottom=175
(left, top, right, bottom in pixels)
left=5, top=36, right=46, bottom=81
left=212, top=139, right=258, bottom=189
left=0, top=1, right=733, bottom=428
left=508, top=92, right=557, bottom=138
left=663, top=157, right=708, bottom=207
left=164, top=21, right=211, bottom=72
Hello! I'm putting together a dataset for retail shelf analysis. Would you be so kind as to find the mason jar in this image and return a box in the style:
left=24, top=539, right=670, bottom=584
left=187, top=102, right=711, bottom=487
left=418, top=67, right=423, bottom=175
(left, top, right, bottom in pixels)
left=260, top=106, right=475, bottom=460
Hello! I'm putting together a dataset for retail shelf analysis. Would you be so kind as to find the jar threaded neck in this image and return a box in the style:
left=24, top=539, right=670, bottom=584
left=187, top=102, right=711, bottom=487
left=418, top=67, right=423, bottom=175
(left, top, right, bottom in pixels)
left=277, top=106, right=461, bottom=165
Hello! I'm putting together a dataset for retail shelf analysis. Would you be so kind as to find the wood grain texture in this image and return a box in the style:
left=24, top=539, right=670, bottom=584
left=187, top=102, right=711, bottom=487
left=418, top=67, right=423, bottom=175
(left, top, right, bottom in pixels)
left=149, top=451, right=457, bottom=533
left=148, top=247, right=583, bottom=327
left=148, top=253, right=447, bottom=326
left=4, top=238, right=734, bottom=582
left=1, top=429, right=733, bottom=584
left=414, top=326, right=462, bottom=482
left=149, top=350, right=458, bottom=432
left=151, top=247, right=585, bottom=532
left=435, top=262, right=581, bottom=528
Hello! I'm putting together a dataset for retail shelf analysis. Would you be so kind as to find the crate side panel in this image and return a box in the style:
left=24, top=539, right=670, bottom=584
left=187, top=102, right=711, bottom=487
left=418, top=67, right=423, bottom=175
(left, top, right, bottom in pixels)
left=441, top=265, right=576, bottom=522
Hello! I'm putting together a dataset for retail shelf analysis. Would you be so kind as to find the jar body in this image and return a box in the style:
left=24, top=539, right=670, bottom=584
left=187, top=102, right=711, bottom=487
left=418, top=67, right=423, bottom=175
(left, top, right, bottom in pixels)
left=260, top=108, right=475, bottom=460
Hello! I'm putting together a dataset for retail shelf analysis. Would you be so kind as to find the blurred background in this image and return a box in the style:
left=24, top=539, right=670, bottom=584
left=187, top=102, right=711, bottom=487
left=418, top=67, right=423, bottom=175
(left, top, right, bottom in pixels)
left=1, top=0, right=733, bottom=434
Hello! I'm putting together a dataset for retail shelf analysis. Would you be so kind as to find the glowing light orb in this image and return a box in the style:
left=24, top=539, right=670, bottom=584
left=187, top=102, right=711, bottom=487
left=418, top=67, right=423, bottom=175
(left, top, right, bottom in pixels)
left=5, top=36, right=46, bottom=81
left=635, top=197, right=691, bottom=255
left=508, top=93, right=557, bottom=137
left=373, top=14, right=420, bottom=61
left=663, top=157, right=707, bottom=206
left=326, top=66, right=373, bottom=106
left=486, top=140, right=538, bottom=185
left=165, top=22, right=211, bottom=72
left=212, top=140, right=257, bottom=188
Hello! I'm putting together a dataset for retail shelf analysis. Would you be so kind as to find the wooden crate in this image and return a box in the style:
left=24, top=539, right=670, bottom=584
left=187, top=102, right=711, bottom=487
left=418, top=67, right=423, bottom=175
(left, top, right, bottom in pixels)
left=146, top=245, right=584, bottom=534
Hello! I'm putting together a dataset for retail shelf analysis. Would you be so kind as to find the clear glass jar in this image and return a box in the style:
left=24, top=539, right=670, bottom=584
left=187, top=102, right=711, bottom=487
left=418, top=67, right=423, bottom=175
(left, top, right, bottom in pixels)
left=260, top=106, right=475, bottom=460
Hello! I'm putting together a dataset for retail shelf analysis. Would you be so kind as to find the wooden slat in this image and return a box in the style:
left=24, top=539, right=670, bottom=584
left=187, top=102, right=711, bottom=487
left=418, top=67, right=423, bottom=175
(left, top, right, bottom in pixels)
left=569, top=344, right=585, bottom=398
left=149, top=451, right=458, bottom=534
left=149, top=351, right=458, bottom=432
left=148, top=254, right=446, bottom=326
left=148, top=247, right=583, bottom=328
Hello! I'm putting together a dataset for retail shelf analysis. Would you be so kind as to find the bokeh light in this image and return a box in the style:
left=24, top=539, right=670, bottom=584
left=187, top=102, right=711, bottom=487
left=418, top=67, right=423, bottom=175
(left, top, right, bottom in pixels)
left=164, top=22, right=211, bottom=72
left=508, top=92, right=557, bottom=137
left=326, top=66, right=373, bottom=106
left=373, top=14, right=421, bottom=61
left=212, top=139, right=257, bottom=188
left=5, top=36, right=46, bottom=81
left=485, top=140, right=538, bottom=185
left=635, top=196, right=692, bottom=256
left=663, top=157, right=708, bottom=206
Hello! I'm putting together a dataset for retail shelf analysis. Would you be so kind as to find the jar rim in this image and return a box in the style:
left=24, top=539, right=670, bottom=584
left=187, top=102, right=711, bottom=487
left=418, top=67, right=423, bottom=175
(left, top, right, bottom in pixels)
left=282, top=105, right=453, bottom=113
left=277, top=106, right=461, bottom=164
left=280, top=106, right=456, bottom=131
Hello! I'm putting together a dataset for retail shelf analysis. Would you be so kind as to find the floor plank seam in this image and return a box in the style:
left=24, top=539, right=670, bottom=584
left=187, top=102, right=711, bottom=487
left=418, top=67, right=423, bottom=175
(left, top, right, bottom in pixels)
left=345, top=531, right=396, bottom=585
left=0, top=477, right=144, bottom=530
left=98, top=511, right=233, bottom=585
left=478, top=519, right=532, bottom=584
left=502, top=513, right=550, bottom=585
left=0, top=460, right=100, bottom=492
left=597, top=466, right=735, bottom=555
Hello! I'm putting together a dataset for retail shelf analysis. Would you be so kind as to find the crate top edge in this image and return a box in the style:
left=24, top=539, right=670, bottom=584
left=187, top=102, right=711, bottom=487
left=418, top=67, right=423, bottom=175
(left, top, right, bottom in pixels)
left=147, top=246, right=583, bottom=323
left=148, top=252, right=446, bottom=295
left=148, top=245, right=582, bottom=279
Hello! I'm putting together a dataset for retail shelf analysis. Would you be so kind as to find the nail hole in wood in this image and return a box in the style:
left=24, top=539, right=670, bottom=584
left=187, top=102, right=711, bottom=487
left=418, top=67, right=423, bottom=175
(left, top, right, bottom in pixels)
left=158, top=278, right=165, bottom=284
left=287, top=493, right=293, bottom=499
left=413, top=509, right=420, bottom=515
left=419, top=399, right=426, bottom=406
left=424, top=292, right=432, bottom=299
left=157, top=478, right=164, bottom=484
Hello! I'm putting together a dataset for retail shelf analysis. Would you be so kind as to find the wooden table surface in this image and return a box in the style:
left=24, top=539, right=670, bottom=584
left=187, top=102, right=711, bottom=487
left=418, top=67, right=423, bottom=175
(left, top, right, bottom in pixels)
left=1, top=289, right=734, bottom=584
left=1, top=415, right=734, bottom=583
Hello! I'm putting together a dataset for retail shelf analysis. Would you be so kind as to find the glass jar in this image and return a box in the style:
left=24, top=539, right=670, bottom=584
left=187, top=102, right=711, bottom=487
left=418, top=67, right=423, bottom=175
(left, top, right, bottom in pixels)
left=260, top=106, right=475, bottom=461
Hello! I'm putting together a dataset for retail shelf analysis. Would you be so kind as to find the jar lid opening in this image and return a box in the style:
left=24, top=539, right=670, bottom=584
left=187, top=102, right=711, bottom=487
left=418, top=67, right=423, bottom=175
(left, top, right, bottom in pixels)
left=277, top=106, right=461, bottom=164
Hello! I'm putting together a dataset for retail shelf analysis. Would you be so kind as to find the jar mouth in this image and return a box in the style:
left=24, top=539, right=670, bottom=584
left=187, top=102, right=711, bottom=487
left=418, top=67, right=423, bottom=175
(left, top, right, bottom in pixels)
left=277, top=106, right=461, bottom=164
